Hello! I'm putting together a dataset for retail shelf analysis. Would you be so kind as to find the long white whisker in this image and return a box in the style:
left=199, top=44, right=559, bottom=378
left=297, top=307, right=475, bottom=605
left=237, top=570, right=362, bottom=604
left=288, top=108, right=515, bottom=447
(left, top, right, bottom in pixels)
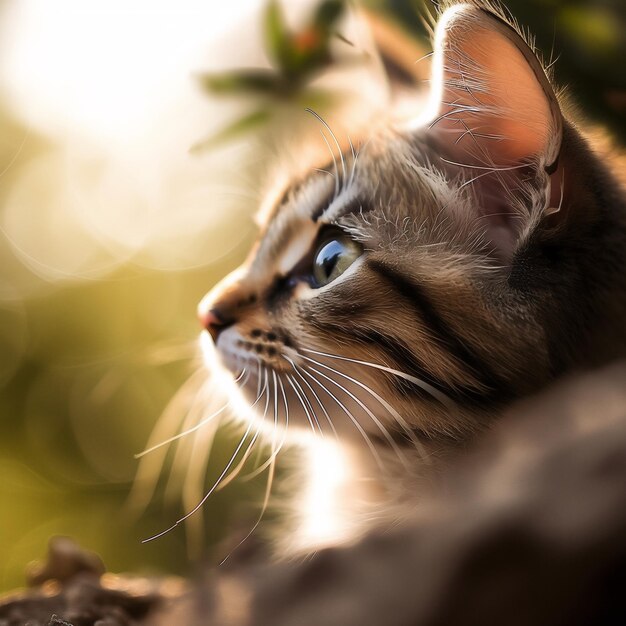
left=129, top=367, right=209, bottom=514
left=286, top=373, right=319, bottom=436
left=142, top=423, right=256, bottom=543
left=298, top=366, right=385, bottom=472
left=301, top=348, right=456, bottom=410
left=215, top=370, right=272, bottom=491
left=134, top=369, right=249, bottom=458
left=240, top=369, right=286, bottom=480
left=307, top=363, right=411, bottom=470
left=285, top=357, right=338, bottom=440
left=255, top=358, right=264, bottom=398
left=142, top=368, right=269, bottom=543
left=271, top=369, right=279, bottom=446
left=278, top=374, right=289, bottom=442
left=306, top=108, right=347, bottom=192
left=301, top=355, right=429, bottom=463
left=287, top=368, right=323, bottom=434
left=219, top=446, right=277, bottom=566
left=320, top=130, right=339, bottom=198
left=348, top=136, right=359, bottom=188
left=313, top=167, right=336, bottom=181
left=163, top=376, right=221, bottom=505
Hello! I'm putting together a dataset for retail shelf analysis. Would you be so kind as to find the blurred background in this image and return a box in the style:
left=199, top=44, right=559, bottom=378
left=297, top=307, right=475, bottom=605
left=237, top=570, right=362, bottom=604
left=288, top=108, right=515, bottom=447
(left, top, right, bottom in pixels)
left=0, top=0, right=624, bottom=592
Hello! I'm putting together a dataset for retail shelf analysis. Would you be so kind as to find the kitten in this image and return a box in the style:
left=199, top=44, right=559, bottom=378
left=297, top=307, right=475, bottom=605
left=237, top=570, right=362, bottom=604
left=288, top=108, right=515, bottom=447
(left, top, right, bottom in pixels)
left=196, top=1, right=626, bottom=552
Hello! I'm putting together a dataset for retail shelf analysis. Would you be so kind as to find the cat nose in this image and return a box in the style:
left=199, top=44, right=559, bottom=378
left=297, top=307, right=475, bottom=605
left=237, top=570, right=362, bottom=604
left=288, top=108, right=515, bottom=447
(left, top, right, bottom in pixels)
left=199, top=307, right=234, bottom=343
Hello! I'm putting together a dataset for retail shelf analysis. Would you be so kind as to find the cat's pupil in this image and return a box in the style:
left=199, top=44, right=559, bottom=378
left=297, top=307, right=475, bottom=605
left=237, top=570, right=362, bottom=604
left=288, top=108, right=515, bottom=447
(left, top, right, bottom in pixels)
left=320, top=242, right=342, bottom=277
left=312, top=236, right=362, bottom=287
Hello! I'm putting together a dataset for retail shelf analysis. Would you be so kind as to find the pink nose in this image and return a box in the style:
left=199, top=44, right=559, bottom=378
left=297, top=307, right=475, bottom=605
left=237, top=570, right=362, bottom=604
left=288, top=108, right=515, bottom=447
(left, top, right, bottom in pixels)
left=198, top=307, right=232, bottom=343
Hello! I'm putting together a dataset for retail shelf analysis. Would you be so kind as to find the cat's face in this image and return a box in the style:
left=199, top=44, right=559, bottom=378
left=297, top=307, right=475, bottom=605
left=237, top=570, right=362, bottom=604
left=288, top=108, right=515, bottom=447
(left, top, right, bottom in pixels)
left=198, top=4, right=577, bottom=451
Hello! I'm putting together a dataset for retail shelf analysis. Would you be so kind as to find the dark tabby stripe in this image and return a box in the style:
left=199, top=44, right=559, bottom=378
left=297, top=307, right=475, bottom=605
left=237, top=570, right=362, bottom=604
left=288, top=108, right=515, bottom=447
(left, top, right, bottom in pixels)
left=367, top=259, right=513, bottom=401
left=313, top=194, right=366, bottom=223
left=354, top=328, right=494, bottom=408
left=300, top=313, right=493, bottom=407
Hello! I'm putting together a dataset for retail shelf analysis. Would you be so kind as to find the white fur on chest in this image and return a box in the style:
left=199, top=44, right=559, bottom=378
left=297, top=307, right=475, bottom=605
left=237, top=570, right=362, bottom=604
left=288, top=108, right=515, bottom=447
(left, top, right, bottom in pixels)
left=280, top=438, right=398, bottom=554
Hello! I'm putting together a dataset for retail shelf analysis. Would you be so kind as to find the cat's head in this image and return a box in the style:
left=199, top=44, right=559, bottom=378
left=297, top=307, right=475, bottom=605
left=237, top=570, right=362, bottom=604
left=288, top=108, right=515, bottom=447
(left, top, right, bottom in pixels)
left=197, top=3, right=612, bottom=452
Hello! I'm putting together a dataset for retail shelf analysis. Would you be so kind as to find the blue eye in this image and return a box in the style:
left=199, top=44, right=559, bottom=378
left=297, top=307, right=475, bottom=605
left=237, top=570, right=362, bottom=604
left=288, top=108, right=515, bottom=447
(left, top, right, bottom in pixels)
left=312, top=235, right=362, bottom=287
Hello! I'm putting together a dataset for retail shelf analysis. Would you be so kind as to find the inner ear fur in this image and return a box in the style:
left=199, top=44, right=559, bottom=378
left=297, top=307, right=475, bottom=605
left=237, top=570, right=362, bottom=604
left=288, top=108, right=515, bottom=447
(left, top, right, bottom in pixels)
left=428, top=3, right=563, bottom=172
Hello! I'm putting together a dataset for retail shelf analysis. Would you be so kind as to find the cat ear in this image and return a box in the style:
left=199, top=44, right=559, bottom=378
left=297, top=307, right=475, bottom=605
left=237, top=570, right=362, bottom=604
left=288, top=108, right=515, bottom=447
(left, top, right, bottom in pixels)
left=409, top=4, right=565, bottom=260
left=423, top=3, right=563, bottom=171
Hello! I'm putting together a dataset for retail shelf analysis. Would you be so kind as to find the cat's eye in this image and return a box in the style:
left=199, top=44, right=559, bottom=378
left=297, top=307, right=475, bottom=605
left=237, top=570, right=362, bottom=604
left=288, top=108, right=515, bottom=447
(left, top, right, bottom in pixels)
left=312, top=235, right=362, bottom=287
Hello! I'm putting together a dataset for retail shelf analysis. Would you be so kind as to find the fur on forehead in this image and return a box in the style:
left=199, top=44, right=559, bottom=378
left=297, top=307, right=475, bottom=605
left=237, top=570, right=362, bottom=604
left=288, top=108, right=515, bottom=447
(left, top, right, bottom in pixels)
left=336, top=136, right=476, bottom=245
left=251, top=172, right=337, bottom=273
left=336, top=132, right=551, bottom=270
left=255, top=128, right=508, bottom=268
left=254, top=114, right=394, bottom=229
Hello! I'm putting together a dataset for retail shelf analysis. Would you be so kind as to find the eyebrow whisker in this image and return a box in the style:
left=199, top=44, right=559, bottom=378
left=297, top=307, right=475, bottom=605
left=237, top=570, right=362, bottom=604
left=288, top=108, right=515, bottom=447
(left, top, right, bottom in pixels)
left=306, top=108, right=347, bottom=196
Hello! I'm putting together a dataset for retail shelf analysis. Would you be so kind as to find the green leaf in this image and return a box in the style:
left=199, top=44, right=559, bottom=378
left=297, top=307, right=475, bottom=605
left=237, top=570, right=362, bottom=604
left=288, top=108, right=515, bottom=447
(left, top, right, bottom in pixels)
left=264, top=0, right=293, bottom=72
left=314, top=0, right=345, bottom=32
left=189, top=108, right=272, bottom=153
left=197, top=69, right=283, bottom=96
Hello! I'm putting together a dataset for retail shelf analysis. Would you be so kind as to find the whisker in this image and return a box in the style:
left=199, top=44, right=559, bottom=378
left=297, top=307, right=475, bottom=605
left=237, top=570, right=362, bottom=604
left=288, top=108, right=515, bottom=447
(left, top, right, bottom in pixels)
left=135, top=403, right=228, bottom=459
left=216, top=367, right=272, bottom=491
left=306, top=363, right=412, bottom=470
left=347, top=136, right=359, bottom=189
left=298, top=366, right=386, bottom=472
left=348, top=135, right=356, bottom=163
left=278, top=374, right=290, bottom=439
left=306, top=108, right=347, bottom=193
left=241, top=370, right=288, bottom=480
left=288, top=369, right=323, bottom=434
left=255, top=357, right=264, bottom=398
left=134, top=369, right=248, bottom=458
left=271, top=369, right=279, bottom=446
left=163, top=378, right=220, bottom=505
left=142, top=339, right=201, bottom=366
left=179, top=386, right=226, bottom=553
left=142, top=368, right=270, bottom=543
left=301, top=355, right=429, bottom=463
left=219, top=444, right=277, bottom=566
left=128, top=367, right=210, bottom=513
left=142, top=423, right=256, bottom=543
left=301, top=348, right=456, bottom=410
left=319, top=130, right=340, bottom=198
left=286, top=373, right=320, bottom=436
left=313, top=167, right=336, bottom=181
left=285, top=357, right=338, bottom=440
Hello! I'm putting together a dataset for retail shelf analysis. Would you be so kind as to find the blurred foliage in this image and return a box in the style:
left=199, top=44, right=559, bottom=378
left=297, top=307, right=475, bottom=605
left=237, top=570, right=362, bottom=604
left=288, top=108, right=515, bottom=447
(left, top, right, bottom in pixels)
left=1, top=0, right=624, bottom=596
left=0, top=102, right=264, bottom=590
left=508, top=0, right=625, bottom=143
left=196, top=0, right=626, bottom=151
left=193, top=0, right=350, bottom=151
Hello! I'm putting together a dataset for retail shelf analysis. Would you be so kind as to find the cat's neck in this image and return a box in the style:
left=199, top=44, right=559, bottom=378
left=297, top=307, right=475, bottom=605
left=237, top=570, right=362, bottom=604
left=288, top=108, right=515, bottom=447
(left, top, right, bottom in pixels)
left=278, top=436, right=452, bottom=554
